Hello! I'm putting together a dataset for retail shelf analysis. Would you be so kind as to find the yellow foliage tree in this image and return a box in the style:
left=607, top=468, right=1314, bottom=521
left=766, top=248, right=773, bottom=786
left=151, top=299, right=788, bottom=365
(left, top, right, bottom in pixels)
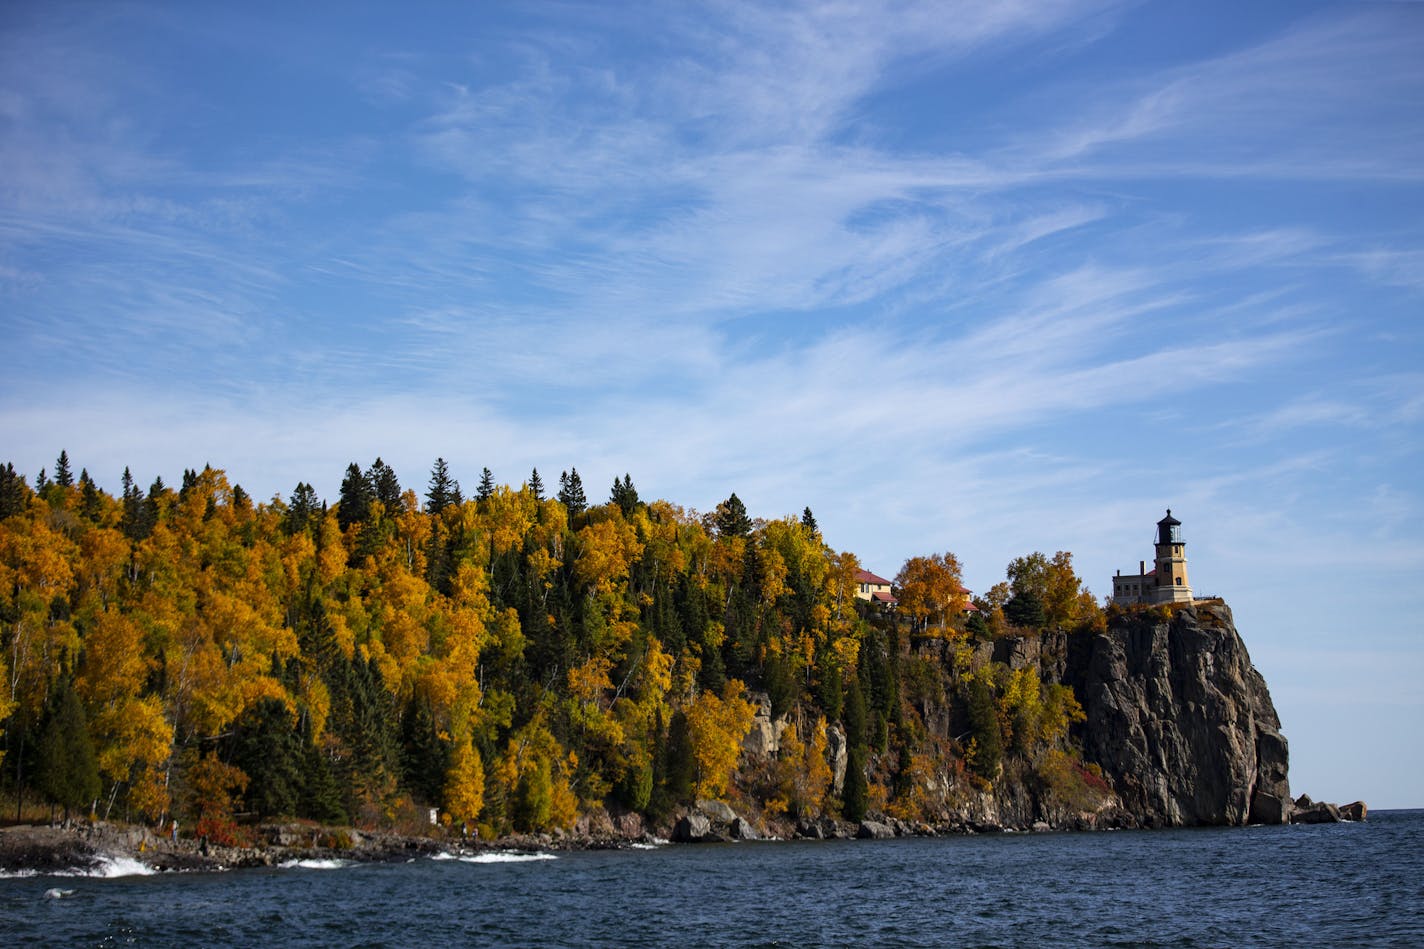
left=682, top=679, right=756, bottom=800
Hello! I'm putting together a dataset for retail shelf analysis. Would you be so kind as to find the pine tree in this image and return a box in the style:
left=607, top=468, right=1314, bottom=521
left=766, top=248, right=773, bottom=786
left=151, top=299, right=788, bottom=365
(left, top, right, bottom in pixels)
left=426, top=458, right=458, bottom=516
left=557, top=468, right=587, bottom=516
left=285, top=482, right=320, bottom=534
left=0, top=462, right=31, bottom=518
left=842, top=746, right=868, bottom=822
left=714, top=492, right=752, bottom=538
left=227, top=698, right=303, bottom=818
left=79, top=469, right=103, bottom=521
left=610, top=474, right=639, bottom=516
left=37, top=680, right=101, bottom=820
left=966, top=678, right=1003, bottom=780
left=399, top=695, right=449, bottom=805
left=529, top=468, right=544, bottom=501
left=477, top=467, right=495, bottom=502
left=801, top=506, right=818, bottom=534
left=337, top=463, right=374, bottom=531
left=368, top=458, right=402, bottom=513
left=53, top=451, right=74, bottom=489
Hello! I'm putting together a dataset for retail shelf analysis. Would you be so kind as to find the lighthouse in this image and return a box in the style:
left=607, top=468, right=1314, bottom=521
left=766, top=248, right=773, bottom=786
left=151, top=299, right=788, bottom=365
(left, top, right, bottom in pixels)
left=1112, top=509, right=1195, bottom=605
left=1152, top=510, right=1193, bottom=603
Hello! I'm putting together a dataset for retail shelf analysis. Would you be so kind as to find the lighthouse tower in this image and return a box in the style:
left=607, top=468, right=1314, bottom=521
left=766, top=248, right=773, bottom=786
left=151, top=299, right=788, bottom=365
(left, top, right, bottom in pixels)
left=1111, top=509, right=1196, bottom=605
left=1152, top=509, right=1193, bottom=604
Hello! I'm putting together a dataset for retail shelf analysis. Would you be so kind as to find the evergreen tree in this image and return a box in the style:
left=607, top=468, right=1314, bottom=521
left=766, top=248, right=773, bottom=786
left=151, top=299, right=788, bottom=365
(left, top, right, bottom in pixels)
left=610, top=474, right=639, bottom=516
left=299, top=742, right=348, bottom=824
left=368, top=458, right=403, bottom=513
left=714, top=492, right=752, bottom=538
left=1004, top=589, right=1046, bottom=629
left=227, top=698, right=303, bottom=818
left=337, top=463, right=374, bottom=531
left=180, top=467, right=199, bottom=497
left=529, top=468, right=544, bottom=501
left=53, top=450, right=74, bottom=488
left=33, top=467, right=48, bottom=492
left=557, top=468, right=587, bottom=516
left=79, top=469, right=103, bottom=521
left=285, top=482, right=321, bottom=534
left=426, top=458, right=458, bottom=516
left=1, top=462, right=31, bottom=519
left=400, top=695, right=449, bottom=805
left=843, top=678, right=867, bottom=747
left=801, top=507, right=818, bottom=534
left=842, top=746, right=869, bottom=822
left=966, top=678, right=1003, bottom=780
left=119, top=467, right=148, bottom=539
left=142, top=477, right=166, bottom=533
left=477, top=467, right=495, bottom=502
left=37, top=680, right=101, bottom=820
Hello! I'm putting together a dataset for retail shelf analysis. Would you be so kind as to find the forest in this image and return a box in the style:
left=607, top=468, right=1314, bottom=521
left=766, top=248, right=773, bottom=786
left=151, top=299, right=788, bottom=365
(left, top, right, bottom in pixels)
left=0, top=452, right=1111, bottom=842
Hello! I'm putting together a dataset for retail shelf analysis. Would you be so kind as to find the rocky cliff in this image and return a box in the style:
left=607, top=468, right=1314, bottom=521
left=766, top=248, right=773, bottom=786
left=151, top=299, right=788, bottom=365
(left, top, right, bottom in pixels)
left=1065, top=601, right=1291, bottom=827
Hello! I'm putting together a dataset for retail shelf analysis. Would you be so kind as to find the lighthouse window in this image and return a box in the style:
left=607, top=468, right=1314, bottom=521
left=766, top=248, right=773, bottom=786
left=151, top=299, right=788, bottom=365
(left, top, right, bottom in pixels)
left=1175, top=577, right=1183, bottom=585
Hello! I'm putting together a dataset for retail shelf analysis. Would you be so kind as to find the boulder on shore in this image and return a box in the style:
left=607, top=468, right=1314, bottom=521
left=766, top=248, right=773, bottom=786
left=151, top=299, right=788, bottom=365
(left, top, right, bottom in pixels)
left=672, top=814, right=715, bottom=842
left=856, top=820, right=894, bottom=840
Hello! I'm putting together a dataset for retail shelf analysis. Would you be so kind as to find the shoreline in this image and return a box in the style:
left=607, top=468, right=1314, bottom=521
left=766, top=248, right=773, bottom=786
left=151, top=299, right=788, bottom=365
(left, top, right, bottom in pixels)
left=1, top=798, right=1371, bottom=878
left=0, top=809, right=1129, bottom=877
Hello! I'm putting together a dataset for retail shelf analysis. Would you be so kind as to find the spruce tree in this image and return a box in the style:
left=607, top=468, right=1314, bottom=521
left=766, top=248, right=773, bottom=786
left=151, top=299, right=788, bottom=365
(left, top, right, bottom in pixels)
left=53, top=450, right=74, bottom=488
left=842, top=746, right=869, bottom=822
left=477, top=467, right=495, bottom=502
left=557, top=468, right=587, bottom=516
left=368, top=458, right=402, bottom=513
left=37, top=680, right=101, bottom=820
left=79, top=469, right=103, bottom=521
left=0, top=462, right=31, bottom=518
left=426, top=458, right=458, bottom=516
left=337, top=463, right=374, bottom=531
left=285, top=482, right=320, bottom=534
left=714, top=492, right=752, bottom=538
left=610, top=474, right=639, bottom=516
left=529, top=468, right=544, bottom=501
left=966, top=678, right=1003, bottom=780
left=227, top=698, right=303, bottom=818
left=801, top=506, right=818, bottom=534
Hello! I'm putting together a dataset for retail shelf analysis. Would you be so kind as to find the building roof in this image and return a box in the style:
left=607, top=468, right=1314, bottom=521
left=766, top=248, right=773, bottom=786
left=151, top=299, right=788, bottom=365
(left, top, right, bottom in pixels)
left=871, top=590, right=898, bottom=604
left=856, top=569, right=892, bottom=586
left=1157, top=508, right=1180, bottom=527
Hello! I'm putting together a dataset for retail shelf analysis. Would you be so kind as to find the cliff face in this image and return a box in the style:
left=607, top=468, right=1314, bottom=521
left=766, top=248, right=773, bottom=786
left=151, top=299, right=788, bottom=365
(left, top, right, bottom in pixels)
left=1066, top=602, right=1290, bottom=827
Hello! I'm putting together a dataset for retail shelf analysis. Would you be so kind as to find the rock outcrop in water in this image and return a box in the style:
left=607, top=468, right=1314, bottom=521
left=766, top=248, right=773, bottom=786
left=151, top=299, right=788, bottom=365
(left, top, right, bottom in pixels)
left=1065, top=601, right=1291, bottom=827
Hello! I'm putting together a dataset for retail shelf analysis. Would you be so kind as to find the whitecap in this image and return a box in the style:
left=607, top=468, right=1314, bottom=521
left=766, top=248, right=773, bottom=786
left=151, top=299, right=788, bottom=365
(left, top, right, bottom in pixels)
left=0, top=868, right=39, bottom=879
left=43, top=887, right=75, bottom=899
left=53, top=855, right=156, bottom=878
left=453, top=851, right=556, bottom=863
left=277, top=858, right=354, bottom=870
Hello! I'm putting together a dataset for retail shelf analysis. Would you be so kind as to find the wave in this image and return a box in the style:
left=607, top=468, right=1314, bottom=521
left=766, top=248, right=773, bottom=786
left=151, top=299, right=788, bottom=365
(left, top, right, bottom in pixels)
left=277, top=858, right=355, bottom=870
left=629, top=838, right=670, bottom=850
left=433, top=850, right=557, bottom=864
left=51, top=855, right=156, bottom=879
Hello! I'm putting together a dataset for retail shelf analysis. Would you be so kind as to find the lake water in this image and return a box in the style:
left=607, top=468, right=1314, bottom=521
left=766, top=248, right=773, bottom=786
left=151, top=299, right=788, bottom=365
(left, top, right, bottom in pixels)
left=3, top=810, right=1421, bottom=947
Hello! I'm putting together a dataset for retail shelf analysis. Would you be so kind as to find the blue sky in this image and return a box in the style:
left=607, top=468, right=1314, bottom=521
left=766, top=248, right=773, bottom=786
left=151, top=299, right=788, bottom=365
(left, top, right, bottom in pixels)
left=2, top=1, right=1421, bottom=807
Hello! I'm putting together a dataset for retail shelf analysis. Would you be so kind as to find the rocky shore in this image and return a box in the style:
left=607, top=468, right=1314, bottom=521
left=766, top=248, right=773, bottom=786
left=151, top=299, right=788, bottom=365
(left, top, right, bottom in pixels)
left=2, top=787, right=1368, bottom=877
